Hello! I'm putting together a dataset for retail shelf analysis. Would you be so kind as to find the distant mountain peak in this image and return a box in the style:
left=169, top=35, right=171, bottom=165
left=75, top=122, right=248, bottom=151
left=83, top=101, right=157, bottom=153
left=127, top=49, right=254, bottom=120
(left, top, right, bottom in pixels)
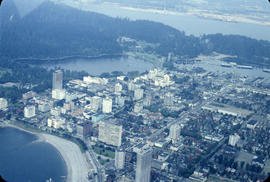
left=11, top=0, right=47, bottom=18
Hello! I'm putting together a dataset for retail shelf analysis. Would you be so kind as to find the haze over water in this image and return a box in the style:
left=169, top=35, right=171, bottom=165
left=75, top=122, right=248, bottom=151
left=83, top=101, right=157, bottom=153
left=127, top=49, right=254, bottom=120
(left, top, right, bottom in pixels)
left=71, top=2, right=270, bottom=41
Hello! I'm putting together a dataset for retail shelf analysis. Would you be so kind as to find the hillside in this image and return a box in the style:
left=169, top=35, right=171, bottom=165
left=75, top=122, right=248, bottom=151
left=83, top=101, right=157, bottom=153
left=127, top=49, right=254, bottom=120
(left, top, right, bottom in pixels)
left=0, top=0, right=270, bottom=66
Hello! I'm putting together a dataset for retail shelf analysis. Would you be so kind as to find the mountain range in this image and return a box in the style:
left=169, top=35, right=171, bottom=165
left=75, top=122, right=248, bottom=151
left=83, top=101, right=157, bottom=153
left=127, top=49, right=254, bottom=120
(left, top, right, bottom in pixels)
left=0, top=0, right=270, bottom=66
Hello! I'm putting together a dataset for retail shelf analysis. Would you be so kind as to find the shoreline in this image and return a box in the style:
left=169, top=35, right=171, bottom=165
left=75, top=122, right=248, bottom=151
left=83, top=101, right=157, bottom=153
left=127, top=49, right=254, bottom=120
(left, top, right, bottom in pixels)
left=67, top=1, right=270, bottom=41
left=0, top=123, right=90, bottom=182
left=12, top=54, right=125, bottom=64
left=41, top=134, right=90, bottom=182
left=104, top=3, right=270, bottom=26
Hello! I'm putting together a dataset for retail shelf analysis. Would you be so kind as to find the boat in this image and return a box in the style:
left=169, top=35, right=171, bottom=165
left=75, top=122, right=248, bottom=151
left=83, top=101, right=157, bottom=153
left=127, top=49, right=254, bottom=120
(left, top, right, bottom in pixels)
left=221, top=63, right=232, bottom=68
left=263, top=69, right=270, bottom=73
left=46, top=178, right=53, bottom=182
left=236, top=65, right=253, bottom=70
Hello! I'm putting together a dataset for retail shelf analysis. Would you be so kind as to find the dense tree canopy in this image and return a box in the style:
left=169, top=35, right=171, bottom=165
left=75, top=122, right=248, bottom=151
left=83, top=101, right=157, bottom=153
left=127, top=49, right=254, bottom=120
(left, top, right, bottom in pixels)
left=0, top=0, right=270, bottom=66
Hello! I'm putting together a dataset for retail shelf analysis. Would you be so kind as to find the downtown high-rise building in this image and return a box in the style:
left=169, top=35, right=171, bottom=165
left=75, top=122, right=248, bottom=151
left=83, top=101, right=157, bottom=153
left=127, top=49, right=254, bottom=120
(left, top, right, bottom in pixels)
left=134, top=145, right=152, bottom=182
left=98, top=120, right=122, bottom=147
left=229, top=133, right=240, bottom=147
left=52, top=70, right=63, bottom=90
left=169, top=123, right=181, bottom=143
left=102, top=98, right=112, bottom=113
left=134, top=88, right=144, bottom=101
left=115, top=83, right=123, bottom=94
left=91, top=96, right=102, bottom=112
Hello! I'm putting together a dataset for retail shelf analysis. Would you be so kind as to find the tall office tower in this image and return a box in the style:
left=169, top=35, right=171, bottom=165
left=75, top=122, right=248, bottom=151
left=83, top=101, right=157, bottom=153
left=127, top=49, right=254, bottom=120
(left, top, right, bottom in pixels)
left=102, top=98, right=112, bottom=113
left=134, top=88, right=144, bottom=101
left=91, top=96, right=102, bottom=111
left=52, top=70, right=63, bottom=90
left=228, top=134, right=240, bottom=147
left=98, top=120, right=122, bottom=147
left=169, top=124, right=181, bottom=143
left=115, top=83, right=123, bottom=94
left=134, top=145, right=152, bottom=182
left=115, top=149, right=125, bottom=170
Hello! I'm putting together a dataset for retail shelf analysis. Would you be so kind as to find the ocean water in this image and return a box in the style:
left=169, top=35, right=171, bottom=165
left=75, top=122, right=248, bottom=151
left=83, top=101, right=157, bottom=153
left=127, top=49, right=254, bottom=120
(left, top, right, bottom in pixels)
left=0, top=127, right=67, bottom=182
left=75, top=3, right=270, bottom=41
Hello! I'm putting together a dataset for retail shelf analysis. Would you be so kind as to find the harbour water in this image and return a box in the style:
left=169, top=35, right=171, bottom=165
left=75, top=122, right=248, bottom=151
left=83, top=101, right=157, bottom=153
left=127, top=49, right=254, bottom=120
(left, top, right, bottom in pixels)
left=73, top=3, right=270, bottom=41
left=0, top=127, right=67, bottom=182
left=181, top=59, right=270, bottom=79
left=40, top=54, right=270, bottom=79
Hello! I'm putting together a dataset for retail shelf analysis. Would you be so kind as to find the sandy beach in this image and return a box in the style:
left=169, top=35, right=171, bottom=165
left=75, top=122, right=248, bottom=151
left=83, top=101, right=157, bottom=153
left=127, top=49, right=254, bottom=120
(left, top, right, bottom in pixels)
left=1, top=124, right=90, bottom=182
left=40, top=134, right=90, bottom=182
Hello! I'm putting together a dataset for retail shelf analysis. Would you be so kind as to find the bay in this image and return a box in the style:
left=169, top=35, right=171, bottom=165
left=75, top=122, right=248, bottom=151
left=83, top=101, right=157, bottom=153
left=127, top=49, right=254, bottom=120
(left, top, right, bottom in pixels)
left=0, top=127, right=67, bottom=182
left=72, top=2, right=270, bottom=41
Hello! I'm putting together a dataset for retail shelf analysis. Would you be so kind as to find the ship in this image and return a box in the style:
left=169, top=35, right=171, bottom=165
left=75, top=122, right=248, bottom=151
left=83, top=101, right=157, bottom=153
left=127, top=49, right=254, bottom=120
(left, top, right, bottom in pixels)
left=263, top=69, right=270, bottom=73
left=236, top=65, right=253, bottom=70
left=221, top=63, right=232, bottom=68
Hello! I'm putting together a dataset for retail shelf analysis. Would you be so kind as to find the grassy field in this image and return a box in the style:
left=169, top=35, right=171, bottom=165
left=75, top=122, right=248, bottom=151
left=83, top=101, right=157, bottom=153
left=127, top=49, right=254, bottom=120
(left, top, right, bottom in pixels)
left=93, top=145, right=115, bottom=158
left=97, top=158, right=108, bottom=165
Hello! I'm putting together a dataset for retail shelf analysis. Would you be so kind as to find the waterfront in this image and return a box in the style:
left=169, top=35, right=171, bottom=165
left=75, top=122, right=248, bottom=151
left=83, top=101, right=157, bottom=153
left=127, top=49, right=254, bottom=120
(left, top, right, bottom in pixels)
left=69, top=2, right=270, bottom=41
left=0, top=126, right=90, bottom=182
left=187, top=57, right=270, bottom=79
left=0, top=127, right=67, bottom=182
left=41, top=53, right=270, bottom=79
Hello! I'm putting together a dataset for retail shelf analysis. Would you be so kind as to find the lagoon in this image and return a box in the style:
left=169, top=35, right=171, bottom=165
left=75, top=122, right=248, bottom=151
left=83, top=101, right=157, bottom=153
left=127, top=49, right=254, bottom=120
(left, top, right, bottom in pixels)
left=43, top=56, right=154, bottom=75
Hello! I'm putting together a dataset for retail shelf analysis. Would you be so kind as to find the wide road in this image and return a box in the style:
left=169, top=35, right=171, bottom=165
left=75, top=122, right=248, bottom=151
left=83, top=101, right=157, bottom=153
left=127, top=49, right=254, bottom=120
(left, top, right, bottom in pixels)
left=86, top=140, right=105, bottom=182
